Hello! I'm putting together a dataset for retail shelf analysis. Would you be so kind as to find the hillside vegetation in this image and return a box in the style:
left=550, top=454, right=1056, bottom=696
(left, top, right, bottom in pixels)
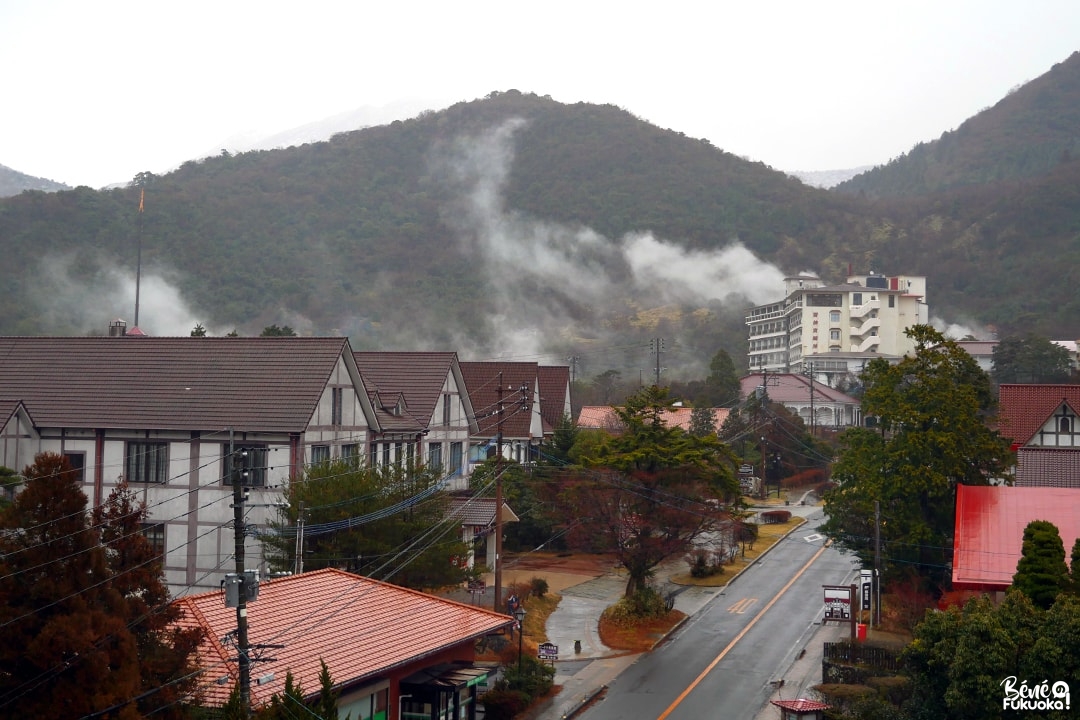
left=2, top=65, right=1079, bottom=375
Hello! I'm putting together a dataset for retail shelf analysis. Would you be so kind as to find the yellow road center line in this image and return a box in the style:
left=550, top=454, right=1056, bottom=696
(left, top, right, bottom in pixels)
left=656, top=542, right=830, bottom=720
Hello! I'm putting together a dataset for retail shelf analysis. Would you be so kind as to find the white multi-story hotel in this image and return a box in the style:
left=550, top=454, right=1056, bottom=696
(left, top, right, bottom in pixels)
left=746, top=272, right=929, bottom=381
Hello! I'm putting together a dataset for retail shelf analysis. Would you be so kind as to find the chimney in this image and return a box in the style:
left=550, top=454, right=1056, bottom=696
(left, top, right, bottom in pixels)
left=109, top=319, right=127, bottom=337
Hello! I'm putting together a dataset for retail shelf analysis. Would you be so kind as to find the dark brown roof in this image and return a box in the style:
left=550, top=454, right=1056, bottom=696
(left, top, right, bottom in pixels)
left=459, top=362, right=538, bottom=439
left=355, top=351, right=474, bottom=433
left=0, top=336, right=365, bottom=433
left=537, top=366, right=571, bottom=434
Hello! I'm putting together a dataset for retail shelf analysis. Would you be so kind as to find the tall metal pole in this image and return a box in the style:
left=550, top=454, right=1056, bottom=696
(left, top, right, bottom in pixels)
left=874, top=500, right=882, bottom=627
left=494, top=372, right=504, bottom=613
left=135, top=189, right=144, bottom=328
left=231, top=431, right=251, bottom=718
left=294, top=501, right=305, bottom=575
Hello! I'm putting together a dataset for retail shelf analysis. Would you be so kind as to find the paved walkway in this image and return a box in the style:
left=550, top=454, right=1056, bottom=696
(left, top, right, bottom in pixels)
left=524, top=498, right=831, bottom=720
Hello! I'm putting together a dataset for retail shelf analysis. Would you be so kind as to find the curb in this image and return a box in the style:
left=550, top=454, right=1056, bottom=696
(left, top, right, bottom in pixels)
left=653, top=515, right=811, bottom=648
left=558, top=684, right=607, bottom=720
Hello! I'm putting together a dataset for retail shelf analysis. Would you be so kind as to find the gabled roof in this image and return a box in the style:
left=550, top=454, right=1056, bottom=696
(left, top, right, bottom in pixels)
left=739, top=373, right=860, bottom=405
left=459, top=362, right=538, bottom=439
left=0, top=336, right=377, bottom=433
left=998, top=384, right=1080, bottom=445
left=537, top=366, right=571, bottom=434
left=576, top=406, right=729, bottom=433
left=771, top=698, right=830, bottom=712
left=0, top=398, right=32, bottom=430
left=447, top=496, right=520, bottom=526
left=173, top=568, right=514, bottom=707
left=0, top=338, right=380, bottom=433
left=355, top=352, right=478, bottom=434
left=953, top=484, right=1080, bottom=591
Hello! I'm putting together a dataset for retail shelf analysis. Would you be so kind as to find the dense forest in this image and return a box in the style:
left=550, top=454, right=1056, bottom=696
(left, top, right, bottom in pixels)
left=2, top=54, right=1079, bottom=381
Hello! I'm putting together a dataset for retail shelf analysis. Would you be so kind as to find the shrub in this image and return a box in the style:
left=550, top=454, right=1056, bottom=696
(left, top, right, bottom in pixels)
left=760, top=509, right=792, bottom=524
left=529, top=576, right=549, bottom=598
left=479, top=688, right=530, bottom=720
left=602, top=587, right=668, bottom=626
left=685, top=548, right=726, bottom=578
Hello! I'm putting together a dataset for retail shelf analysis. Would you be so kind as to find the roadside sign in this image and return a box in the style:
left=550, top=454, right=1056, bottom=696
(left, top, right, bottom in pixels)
left=538, top=642, right=558, bottom=660
left=468, top=580, right=486, bottom=595
left=739, top=464, right=754, bottom=475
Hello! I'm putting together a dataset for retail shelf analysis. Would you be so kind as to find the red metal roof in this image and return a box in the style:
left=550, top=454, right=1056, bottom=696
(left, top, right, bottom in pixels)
left=953, top=484, right=1080, bottom=591
left=998, top=384, right=1080, bottom=444
left=173, top=568, right=514, bottom=708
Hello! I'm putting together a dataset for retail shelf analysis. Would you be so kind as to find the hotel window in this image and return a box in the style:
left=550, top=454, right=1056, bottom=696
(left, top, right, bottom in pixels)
left=311, top=445, right=330, bottom=466
left=125, top=442, right=168, bottom=484
left=830, top=329, right=841, bottom=341
left=331, top=387, right=343, bottom=426
left=141, top=522, right=166, bottom=557
left=449, top=442, right=464, bottom=476
left=829, top=311, right=840, bottom=323
left=223, top=446, right=269, bottom=486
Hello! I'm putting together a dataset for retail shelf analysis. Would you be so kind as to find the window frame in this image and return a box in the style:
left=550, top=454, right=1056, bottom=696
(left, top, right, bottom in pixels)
left=125, top=441, right=169, bottom=484
left=222, top=445, right=269, bottom=487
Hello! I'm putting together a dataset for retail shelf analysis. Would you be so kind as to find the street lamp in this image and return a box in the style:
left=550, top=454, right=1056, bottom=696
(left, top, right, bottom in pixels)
left=513, top=606, right=527, bottom=674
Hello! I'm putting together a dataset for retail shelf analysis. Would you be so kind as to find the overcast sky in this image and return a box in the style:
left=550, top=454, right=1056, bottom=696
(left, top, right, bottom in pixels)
left=2, top=0, right=1078, bottom=189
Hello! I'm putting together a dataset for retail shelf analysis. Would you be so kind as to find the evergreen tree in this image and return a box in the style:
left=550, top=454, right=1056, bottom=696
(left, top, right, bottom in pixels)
left=568, top=385, right=739, bottom=596
left=992, top=333, right=1072, bottom=385
left=1013, top=519, right=1069, bottom=609
left=822, top=325, right=1013, bottom=591
left=93, top=482, right=204, bottom=718
left=0, top=453, right=141, bottom=718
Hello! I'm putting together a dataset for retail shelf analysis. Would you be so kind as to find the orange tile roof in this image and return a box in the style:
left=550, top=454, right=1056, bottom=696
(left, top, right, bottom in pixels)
left=577, top=406, right=729, bottom=433
left=953, top=484, right=1080, bottom=591
left=998, top=384, right=1080, bottom=444
left=173, top=568, right=513, bottom=708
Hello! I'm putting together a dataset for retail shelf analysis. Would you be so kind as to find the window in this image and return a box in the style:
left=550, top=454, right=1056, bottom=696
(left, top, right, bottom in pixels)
left=63, top=452, right=86, bottom=483
left=830, top=329, right=841, bottom=341
left=852, top=292, right=862, bottom=305
left=311, top=445, right=330, bottom=465
left=126, top=441, right=168, bottom=484
left=428, top=442, right=443, bottom=471
left=331, top=387, right=343, bottom=426
left=442, top=393, right=452, bottom=426
left=381, top=443, right=390, bottom=467
left=223, top=446, right=269, bottom=486
left=342, top=443, right=360, bottom=463
left=141, top=522, right=165, bottom=557
left=449, top=442, right=463, bottom=476
left=888, top=295, right=895, bottom=308
left=829, top=311, right=841, bottom=323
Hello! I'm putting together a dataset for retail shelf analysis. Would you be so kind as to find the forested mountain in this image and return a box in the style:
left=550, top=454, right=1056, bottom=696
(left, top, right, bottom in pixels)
left=0, top=163, right=69, bottom=197
left=837, top=51, right=1080, bottom=198
left=1, top=76, right=1079, bottom=381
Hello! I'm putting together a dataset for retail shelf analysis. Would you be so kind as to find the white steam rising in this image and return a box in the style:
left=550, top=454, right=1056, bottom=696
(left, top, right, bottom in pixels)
left=433, top=119, right=786, bottom=359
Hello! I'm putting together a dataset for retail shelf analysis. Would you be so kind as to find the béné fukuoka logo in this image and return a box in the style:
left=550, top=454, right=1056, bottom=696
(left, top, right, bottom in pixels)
left=1001, top=676, right=1070, bottom=711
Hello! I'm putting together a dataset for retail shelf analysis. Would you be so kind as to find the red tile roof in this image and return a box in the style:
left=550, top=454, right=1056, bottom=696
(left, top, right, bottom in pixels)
left=998, top=384, right=1080, bottom=445
left=0, top=337, right=366, bottom=433
left=459, top=362, right=539, bottom=439
left=577, top=406, right=729, bottom=433
left=953, top=484, right=1080, bottom=591
left=771, top=698, right=830, bottom=712
left=173, top=568, right=514, bottom=707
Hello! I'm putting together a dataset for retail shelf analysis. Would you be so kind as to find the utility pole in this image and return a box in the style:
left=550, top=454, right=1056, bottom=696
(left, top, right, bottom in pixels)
left=566, top=355, right=578, bottom=384
left=874, top=500, right=882, bottom=627
left=494, top=372, right=504, bottom=614
left=230, top=433, right=252, bottom=719
left=294, top=501, right=305, bottom=575
left=649, top=338, right=665, bottom=386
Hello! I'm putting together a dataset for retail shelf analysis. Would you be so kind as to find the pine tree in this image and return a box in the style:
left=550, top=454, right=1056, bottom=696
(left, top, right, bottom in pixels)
left=1013, top=519, right=1069, bottom=610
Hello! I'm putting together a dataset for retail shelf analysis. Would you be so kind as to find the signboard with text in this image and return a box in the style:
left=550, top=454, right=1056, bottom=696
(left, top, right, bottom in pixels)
left=538, top=642, right=558, bottom=660
left=823, top=585, right=852, bottom=622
